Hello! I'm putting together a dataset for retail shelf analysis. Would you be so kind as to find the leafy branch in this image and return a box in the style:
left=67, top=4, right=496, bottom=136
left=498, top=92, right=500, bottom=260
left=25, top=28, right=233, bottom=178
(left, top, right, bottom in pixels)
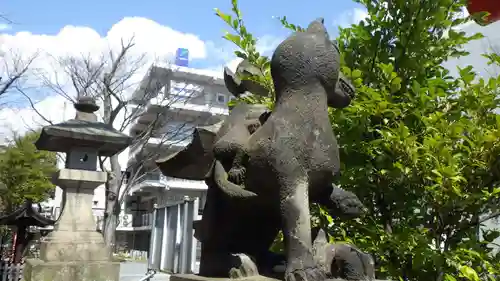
left=214, top=0, right=275, bottom=105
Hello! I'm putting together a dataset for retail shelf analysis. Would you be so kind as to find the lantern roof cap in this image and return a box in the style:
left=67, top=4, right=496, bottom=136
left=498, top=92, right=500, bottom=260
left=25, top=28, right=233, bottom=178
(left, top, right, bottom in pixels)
left=34, top=96, right=132, bottom=157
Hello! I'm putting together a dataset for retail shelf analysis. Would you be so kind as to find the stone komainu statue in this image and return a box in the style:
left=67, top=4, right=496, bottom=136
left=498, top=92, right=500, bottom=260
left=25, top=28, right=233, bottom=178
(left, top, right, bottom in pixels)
left=157, top=18, right=376, bottom=281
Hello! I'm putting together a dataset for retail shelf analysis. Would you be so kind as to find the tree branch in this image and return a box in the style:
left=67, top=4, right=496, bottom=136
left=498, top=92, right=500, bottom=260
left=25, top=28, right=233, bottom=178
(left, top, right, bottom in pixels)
left=0, top=51, right=38, bottom=100
left=16, top=87, right=54, bottom=125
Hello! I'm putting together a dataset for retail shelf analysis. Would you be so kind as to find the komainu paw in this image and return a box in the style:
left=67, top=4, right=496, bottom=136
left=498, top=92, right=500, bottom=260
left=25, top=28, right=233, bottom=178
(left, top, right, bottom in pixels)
left=229, top=253, right=259, bottom=278
left=228, top=166, right=246, bottom=185
left=285, top=267, right=327, bottom=281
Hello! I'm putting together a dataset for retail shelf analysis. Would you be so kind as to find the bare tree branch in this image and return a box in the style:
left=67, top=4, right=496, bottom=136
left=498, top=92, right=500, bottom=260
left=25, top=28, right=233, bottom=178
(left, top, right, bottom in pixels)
left=0, top=14, right=14, bottom=25
left=31, top=36, right=222, bottom=249
left=16, top=87, right=54, bottom=125
left=0, top=50, right=38, bottom=105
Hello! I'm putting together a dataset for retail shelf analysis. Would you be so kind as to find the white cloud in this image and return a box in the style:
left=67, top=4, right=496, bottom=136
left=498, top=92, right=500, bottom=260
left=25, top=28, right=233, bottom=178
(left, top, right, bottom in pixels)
left=0, top=95, right=73, bottom=140
left=0, top=17, right=283, bottom=139
left=0, top=16, right=285, bottom=145
left=226, top=57, right=243, bottom=73
left=256, top=35, right=283, bottom=55
left=0, top=23, right=11, bottom=31
left=0, top=17, right=227, bottom=203
left=205, top=34, right=284, bottom=73
left=0, top=17, right=224, bottom=139
left=0, top=17, right=208, bottom=93
left=334, top=7, right=368, bottom=27
left=1, top=17, right=207, bottom=66
left=0, top=17, right=285, bottom=208
left=0, top=16, right=284, bottom=177
left=352, top=8, right=369, bottom=24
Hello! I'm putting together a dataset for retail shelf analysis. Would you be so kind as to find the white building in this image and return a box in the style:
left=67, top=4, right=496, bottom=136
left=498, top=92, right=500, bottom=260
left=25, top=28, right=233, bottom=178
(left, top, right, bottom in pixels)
left=43, top=64, right=232, bottom=271
left=118, top=64, right=232, bottom=270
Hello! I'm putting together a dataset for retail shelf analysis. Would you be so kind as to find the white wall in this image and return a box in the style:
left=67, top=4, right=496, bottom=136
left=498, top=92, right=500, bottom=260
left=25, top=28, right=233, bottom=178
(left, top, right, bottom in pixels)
left=445, top=21, right=500, bottom=78
left=453, top=20, right=500, bottom=253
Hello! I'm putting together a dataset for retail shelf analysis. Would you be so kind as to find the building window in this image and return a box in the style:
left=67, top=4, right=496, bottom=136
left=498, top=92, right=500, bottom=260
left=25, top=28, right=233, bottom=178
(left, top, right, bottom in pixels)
left=216, top=93, right=226, bottom=104
left=170, top=86, right=194, bottom=103
left=169, top=81, right=204, bottom=103
left=163, top=122, right=195, bottom=142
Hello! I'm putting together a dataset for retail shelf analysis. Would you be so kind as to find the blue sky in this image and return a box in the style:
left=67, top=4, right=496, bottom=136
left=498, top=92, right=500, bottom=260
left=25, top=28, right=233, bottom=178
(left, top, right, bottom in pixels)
left=3, top=0, right=359, bottom=36
left=2, top=0, right=364, bottom=68
left=0, top=0, right=367, bottom=136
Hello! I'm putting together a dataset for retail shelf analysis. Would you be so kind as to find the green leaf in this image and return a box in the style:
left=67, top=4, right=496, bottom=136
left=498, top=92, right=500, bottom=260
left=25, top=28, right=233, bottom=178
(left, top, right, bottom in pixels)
left=234, top=50, right=247, bottom=59
left=232, top=19, right=239, bottom=29
left=380, top=63, right=394, bottom=77
left=459, top=66, right=476, bottom=84
left=0, top=131, right=57, bottom=212
left=278, top=15, right=304, bottom=32
left=444, top=274, right=457, bottom=281
left=390, top=77, right=402, bottom=93
left=468, top=32, right=484, bottom=40
left=341, top=66, right=352, bottom=77
left=214, top=8, right=232, bottom=25
left=459, top=265, right=480, bottom=281
left=351, top=69, right=362, bottom=79
left=411, top=80, right=421, bottom=94
left=223, top=32, right=241, bottom=47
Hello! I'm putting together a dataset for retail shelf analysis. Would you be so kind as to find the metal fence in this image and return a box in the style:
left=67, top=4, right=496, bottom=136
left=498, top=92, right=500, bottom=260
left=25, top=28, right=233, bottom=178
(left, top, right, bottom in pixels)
left=0, top=262, right=24, bottom=281
left=148, top=199, right=199, bottom=274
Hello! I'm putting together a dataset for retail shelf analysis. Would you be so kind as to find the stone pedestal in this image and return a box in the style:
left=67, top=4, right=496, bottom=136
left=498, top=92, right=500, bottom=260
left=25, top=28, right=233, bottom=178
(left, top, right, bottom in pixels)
left=23, top=169, right=120, bottom=281
left=171, top=274, right=275, bottom=281
left=171, top=274, right=390, bottom=281
left=23, top=260, right=119, bottom=281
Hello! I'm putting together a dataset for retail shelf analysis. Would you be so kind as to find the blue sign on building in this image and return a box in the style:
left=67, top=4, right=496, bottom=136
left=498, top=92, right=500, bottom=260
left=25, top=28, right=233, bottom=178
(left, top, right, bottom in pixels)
left=175, top=48, right=189, bottom=67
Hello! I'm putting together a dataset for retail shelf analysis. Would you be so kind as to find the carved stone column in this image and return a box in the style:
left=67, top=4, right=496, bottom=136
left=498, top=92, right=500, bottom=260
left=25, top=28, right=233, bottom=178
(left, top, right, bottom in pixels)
left=23, top=97, right=132, bottom=281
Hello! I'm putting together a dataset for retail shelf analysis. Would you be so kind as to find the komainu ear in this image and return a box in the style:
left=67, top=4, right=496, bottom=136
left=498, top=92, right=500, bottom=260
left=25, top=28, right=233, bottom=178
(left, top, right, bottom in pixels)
left=223, top=66, right=242, bottom=97
left=305, top=18, right=327, bottom=35
left=223, top=59, right=269, bottom=98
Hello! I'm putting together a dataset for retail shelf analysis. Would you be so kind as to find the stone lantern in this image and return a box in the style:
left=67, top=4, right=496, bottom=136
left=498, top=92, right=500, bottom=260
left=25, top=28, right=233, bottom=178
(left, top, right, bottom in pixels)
left=23, top=96, right=133, bottom=281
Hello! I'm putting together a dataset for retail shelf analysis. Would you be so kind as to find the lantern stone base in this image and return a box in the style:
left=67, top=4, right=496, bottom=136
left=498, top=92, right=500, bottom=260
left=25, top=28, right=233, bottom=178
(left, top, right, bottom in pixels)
left=21, top=168, right=120, bottom=281
left=22, top=258, right=120, bottom=281
left=38, top=233, right=112, bottom=261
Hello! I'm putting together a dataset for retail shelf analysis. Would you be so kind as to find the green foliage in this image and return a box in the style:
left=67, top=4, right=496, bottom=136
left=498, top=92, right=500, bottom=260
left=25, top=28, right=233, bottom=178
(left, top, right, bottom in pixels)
left=216, top=0, right=500, bottom=280
left=0, top=131, right=57, bottom=213
left=276, top=16, right=305, bottom=32
left=329, top=0, right=500, bottom=280
left=214, top=0, right=274, bottom=109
